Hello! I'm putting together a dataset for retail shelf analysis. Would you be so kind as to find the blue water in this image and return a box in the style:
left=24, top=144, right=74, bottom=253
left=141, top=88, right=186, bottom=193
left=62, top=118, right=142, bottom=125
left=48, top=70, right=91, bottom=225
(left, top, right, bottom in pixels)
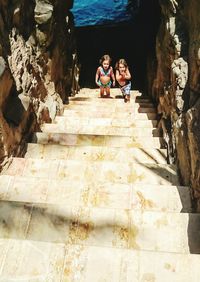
left=71, top=0, right=132, bottom=27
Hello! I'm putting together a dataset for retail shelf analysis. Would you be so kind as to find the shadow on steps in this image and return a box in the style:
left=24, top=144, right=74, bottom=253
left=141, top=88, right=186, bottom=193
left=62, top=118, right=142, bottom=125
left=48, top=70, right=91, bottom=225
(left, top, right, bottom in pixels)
left=0, top=200, right=200, bottom=254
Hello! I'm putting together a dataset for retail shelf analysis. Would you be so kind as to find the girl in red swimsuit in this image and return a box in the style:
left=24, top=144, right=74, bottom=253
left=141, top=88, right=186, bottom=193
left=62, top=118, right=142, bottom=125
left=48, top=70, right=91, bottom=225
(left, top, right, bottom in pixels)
left=95, top=54, right=115, bottom=98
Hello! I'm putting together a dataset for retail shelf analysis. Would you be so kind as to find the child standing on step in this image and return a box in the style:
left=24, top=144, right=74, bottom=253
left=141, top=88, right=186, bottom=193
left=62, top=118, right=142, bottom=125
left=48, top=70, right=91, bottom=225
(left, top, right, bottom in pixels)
left=115, top=58, right=132, bottom=102
left=95, top=54, right=115, bottom=98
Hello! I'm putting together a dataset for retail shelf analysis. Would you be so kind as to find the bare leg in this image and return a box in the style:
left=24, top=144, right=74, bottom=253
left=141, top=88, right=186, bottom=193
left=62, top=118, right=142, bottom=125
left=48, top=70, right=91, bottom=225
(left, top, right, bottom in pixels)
left=100, top=87, right=104, bottom=98
left=105, top=87, right=110, bottom=98
left=121, top=90, right=126, bottom=102
left=123, top=93, right=127, bottom=103
left=126, top=95, right=130, bottom=102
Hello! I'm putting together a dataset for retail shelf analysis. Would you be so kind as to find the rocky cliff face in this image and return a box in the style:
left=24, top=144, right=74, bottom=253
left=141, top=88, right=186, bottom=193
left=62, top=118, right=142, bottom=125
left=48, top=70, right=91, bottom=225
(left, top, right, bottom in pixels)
left=149, top=0, right=200, bottom=209
left=0, top=0, right=79, bottom=170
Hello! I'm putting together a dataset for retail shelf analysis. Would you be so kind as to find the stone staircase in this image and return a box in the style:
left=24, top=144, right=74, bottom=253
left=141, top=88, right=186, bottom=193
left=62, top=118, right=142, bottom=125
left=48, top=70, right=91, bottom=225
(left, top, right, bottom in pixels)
left=0, top=87, right=200, bottom=281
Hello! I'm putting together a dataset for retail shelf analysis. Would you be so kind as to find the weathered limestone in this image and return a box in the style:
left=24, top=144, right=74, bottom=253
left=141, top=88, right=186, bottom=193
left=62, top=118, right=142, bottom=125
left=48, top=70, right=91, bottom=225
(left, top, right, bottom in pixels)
left=0, top=0, right=79, bottom=171
left=148, top=0, right=200, bottom=210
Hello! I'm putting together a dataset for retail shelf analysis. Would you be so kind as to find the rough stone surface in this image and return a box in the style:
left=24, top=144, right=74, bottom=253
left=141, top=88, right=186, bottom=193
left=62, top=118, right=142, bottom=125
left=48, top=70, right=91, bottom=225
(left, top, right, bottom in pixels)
left=0, top=0, right=79, bottom=170
left=148, top=0, right=200, bottom=210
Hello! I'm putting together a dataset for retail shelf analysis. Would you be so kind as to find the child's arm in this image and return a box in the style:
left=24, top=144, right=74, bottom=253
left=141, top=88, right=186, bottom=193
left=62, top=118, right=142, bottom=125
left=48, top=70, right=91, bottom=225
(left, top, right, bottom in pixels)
left=95, top=67, right=100, bottom=86
left=110, top=67, right=115, bottom=86
left=115, top=70, right=123, bottom=82
left=125, top=68, right=131, bottom=80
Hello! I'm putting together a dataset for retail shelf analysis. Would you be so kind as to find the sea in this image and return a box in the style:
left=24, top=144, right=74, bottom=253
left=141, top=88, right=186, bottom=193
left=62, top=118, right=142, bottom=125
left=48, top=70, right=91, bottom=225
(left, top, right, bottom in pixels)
left=71, top=0, right=132, bottom=27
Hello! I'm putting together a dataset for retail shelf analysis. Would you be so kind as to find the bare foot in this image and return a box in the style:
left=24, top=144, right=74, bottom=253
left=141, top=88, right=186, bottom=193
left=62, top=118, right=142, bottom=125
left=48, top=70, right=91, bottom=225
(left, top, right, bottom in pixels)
left=105, top=95, right=113, bottom=99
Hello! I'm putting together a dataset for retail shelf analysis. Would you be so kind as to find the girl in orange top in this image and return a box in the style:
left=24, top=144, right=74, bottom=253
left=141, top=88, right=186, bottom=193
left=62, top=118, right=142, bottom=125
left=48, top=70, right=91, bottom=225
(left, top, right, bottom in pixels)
left=115, top=58, right=131, bottom=102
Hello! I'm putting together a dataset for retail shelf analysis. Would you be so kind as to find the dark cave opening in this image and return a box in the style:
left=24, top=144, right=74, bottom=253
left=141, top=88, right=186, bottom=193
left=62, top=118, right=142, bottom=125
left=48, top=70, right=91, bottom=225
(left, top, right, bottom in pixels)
left=74, top=0, right=161, bottom=93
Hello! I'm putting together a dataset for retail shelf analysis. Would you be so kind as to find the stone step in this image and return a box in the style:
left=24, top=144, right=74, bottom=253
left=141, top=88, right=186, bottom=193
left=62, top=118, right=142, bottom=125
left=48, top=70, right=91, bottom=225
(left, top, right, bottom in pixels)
left=0, top=239, right=199, bottom=281
left=68, top=93, right=153, bottom=103
left=49, top=243, right=200, bottom=281
left=138, top=107, right=157, bottom=113
left=0, top=238, right=66, bottom=281
left=0, top=200, right=199, bottom=254
left=74, top=88, right=141, bottom=98
left=135, top=97, right=154, bottom=103
left=63, top=108, right=158, bottom=120
left=71, top=96, right=153, bottom=106
left=32, top=132, right=165, bottom=148
left=55, top=116, right=158, bottom=128
left=41, top=123, right=162, bottom=137
left=64, top=103, right=157, bottom=113
left=68, top=98, right=155, bottom=108
left=0, top=175, right=192, bottom=213
left=3, top=157, right=179, bottom=185
left=69, top=94, right=149, bottom=101
left=25, top=143, right=167, bottom=164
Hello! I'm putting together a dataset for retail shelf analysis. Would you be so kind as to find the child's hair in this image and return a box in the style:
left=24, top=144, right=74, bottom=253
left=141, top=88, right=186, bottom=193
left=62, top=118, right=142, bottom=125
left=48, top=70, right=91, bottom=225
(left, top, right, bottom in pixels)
left=115, top=58, right=128, bottom=70
left=99, top=54, right=112, bottom=65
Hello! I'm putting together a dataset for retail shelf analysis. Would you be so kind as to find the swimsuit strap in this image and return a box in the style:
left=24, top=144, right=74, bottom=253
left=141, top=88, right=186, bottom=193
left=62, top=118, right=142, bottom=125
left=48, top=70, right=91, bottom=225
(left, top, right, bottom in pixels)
left=100, top=66, right=111, bottom=76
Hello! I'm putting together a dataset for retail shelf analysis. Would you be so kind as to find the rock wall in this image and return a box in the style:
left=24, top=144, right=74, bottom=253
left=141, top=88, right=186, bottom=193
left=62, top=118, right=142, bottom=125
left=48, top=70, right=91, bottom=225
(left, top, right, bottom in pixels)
left=149, top=0, right=200, bottom=210
left=0, top=0, right=79, bottom=170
